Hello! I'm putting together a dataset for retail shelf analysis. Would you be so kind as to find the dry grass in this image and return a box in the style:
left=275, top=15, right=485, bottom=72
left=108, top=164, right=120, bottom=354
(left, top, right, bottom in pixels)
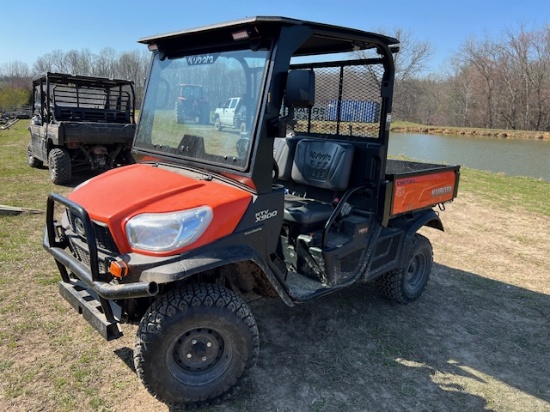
left=0, top=121, right=549, bottom=411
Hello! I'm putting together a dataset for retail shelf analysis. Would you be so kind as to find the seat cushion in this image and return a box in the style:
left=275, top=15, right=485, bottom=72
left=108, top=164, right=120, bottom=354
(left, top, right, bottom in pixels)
left=283, top=195, right=333, bottom=226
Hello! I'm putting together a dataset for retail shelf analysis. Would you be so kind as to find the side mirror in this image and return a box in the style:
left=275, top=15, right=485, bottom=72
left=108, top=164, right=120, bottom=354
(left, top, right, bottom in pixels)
left=285, top=70, right=315, bottom=108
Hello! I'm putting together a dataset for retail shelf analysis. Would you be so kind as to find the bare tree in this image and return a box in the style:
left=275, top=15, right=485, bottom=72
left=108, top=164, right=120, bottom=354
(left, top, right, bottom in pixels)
left=391, top=28, right=433, bottom=82
left=504, top=25, right=550, bottom=130
left=0, top=61, right=32, bottom=110
left=386, top=28, right=433, bottom=122
left=445, top=23, right=550, bottom=132
left=6, top=21, right=550, bottom=132
left=459, top=38, right=502, bottom=128
left=114, top=50, right=150, bottom=102
left=443, top=61, right=477, bottom=127
left=63, top=49, right=94, bottom=76
left=33, top=53, right=56, bottom=75
left=93, top=47, right=118, bottom=78
left=0, top=61, right=31, bottom=87
left=355, top=27, right=433, bottom=122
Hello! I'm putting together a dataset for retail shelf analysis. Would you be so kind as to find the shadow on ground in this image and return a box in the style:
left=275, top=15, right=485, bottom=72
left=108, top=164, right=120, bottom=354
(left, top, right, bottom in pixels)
left=226, top=263, right=548, bottom=411
left=114, top=262, right=550, bottom=411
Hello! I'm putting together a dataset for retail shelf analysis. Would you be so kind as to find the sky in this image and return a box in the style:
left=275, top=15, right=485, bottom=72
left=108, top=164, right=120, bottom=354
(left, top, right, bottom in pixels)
left=0, top=0, right=549, bottom=73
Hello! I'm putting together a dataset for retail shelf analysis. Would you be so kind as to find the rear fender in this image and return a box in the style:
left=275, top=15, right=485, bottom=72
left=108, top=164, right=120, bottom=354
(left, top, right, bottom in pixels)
left=397, top=209, right=443, bottom=269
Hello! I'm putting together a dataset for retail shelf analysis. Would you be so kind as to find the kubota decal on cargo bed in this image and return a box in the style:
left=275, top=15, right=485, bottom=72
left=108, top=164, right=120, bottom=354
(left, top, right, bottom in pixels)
left=392, top=170, right=457, bottom=215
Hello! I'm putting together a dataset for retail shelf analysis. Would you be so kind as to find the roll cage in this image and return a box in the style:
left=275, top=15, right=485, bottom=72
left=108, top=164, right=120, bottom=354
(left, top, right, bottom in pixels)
left=135, top=16, right=399, bottom=194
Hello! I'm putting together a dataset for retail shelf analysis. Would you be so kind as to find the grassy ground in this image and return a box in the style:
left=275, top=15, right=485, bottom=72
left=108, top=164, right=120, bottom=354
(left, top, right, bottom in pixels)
left=0, top=120, right=549, bottom=411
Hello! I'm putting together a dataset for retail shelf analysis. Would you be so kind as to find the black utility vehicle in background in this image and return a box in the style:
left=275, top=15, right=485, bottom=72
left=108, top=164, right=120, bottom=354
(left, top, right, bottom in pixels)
left=28, top=73, right=136, bottom=184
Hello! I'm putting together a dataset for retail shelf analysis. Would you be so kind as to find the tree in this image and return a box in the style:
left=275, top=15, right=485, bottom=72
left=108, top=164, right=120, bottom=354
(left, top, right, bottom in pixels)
left=0, top=87, right=30, bottom=111
left=358, top=27, right=434, bottom=122
left=443, top=62, right=477, bottom=127
left=29, top=47, right=150, bottom=105
left=93, top=47, right=118, bottom=78
left=0, top=61, right=32, bottom=111
left=445, top=23, right=550, bottom=131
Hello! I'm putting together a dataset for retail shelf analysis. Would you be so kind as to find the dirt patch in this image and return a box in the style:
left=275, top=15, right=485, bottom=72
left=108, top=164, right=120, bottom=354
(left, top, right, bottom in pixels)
left=0, top=193, right=549, bottom=411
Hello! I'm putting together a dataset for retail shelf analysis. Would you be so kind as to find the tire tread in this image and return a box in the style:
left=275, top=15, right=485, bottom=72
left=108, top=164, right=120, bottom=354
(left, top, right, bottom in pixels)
left=134, top=283, right=259, bottom=408
left=373, top=234, right=433, bottom=303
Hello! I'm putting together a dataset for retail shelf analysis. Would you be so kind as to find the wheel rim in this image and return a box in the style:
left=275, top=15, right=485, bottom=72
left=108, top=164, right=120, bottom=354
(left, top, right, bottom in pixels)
left=168, top=327, right=231, bottom=385
left=404, top=253, right=427, bottom=294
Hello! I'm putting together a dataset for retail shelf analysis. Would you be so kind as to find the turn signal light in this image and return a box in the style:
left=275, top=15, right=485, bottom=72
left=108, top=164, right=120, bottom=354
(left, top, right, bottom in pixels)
left=109, top=258, right=129, bottom=278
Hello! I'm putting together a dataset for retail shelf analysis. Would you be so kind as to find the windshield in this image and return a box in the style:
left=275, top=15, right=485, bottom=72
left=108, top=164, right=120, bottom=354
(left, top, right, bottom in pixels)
left=135, top=48, right=269, bottom=170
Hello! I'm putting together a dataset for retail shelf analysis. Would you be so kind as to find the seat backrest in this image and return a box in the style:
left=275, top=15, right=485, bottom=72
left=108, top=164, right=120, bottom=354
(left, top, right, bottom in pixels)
left=291, top=139, right=354, bottom=191
left=273, top=137, right=300, bottom=180
left=179, top=134, right=206, bottom=158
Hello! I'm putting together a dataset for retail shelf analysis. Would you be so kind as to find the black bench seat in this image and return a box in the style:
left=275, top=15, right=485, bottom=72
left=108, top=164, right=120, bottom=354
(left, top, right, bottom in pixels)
left=274, top=138, right=354, bottom=229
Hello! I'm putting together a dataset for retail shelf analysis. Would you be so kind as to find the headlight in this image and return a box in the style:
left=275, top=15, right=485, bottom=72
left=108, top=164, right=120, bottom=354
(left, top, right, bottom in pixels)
left=126, top=206, right=213, bottom=252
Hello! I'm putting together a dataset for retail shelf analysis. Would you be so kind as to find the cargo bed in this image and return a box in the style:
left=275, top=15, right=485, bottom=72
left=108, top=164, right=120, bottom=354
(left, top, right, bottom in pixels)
left=54, top=122, right=136, bottom=144
left=385, top=159, right=460, bottom=220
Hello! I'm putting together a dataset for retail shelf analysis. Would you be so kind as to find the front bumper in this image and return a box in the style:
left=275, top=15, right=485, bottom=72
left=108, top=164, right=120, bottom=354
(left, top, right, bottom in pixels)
left=44, top=192, right=159, bottom=339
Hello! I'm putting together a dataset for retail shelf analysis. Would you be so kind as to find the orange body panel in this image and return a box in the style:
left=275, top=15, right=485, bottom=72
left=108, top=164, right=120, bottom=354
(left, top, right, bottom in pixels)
left=68, top=164, right=252, bottom=256
left=392, top=170, right=457, bottom=216
left=221, top=172, right=256, bottom=190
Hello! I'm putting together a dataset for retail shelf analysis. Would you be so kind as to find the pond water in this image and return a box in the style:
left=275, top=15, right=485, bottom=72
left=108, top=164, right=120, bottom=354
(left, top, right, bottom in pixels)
left=388, top=133, right=550, bottom=181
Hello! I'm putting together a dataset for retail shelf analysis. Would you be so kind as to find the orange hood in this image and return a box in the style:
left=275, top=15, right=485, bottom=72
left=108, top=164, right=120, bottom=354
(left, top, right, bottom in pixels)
left=68, top=164, right=252, bottom=255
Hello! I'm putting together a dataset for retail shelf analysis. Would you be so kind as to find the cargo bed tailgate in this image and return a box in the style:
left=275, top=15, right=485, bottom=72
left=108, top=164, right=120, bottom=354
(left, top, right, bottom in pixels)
left=57, top=122, right=136, bottom=144
left=385, top=159, right=460, bottom=219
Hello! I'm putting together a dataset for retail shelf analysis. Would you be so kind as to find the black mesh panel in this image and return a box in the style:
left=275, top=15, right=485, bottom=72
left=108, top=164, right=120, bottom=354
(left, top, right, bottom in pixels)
left=288, top=63, right=384, bottom=139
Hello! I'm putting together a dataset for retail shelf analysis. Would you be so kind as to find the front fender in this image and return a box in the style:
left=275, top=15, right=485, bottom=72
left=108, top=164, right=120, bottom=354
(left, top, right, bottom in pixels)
left=136, top=244, right=293, bottom=305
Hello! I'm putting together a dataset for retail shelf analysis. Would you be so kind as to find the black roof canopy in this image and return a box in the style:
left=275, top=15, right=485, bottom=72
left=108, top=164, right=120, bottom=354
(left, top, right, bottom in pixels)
left=139, top=16, right=399, bottom=56
left=33, top=72, right=134, bottom=88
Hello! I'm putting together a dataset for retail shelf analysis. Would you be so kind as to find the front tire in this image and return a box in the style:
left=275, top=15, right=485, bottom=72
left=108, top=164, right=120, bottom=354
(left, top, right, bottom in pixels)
left=27, top=144, right=43, bottom=168
left=373, top=234, right=433, bottom=303
left=134, top=283, right=259, bottom=408
left=176, top=100, right=185, bottom=124
left=48, top=147, right=71, bottom=185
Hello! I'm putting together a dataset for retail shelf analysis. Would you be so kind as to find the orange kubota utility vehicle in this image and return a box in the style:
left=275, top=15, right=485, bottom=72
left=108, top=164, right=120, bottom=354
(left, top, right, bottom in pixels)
left=44, top=17, right=460, bottom=408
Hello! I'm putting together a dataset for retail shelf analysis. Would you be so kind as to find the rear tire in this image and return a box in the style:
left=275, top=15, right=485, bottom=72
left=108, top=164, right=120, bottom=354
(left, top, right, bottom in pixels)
left=48, top=148, right=71, bottom=185
left=373, top=234, right=433, bottom=303
left=134, top=283, right=259, bottom=408
left=214, top=116, right=222, bottom=131
left=176, top=100, right=185, bottom=124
